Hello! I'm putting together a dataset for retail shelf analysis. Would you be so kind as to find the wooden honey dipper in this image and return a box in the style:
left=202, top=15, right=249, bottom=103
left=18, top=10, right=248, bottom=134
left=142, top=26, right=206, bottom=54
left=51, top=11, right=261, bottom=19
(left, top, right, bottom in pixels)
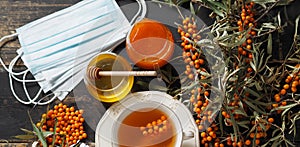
left=87, top=66, right=157, bottom=80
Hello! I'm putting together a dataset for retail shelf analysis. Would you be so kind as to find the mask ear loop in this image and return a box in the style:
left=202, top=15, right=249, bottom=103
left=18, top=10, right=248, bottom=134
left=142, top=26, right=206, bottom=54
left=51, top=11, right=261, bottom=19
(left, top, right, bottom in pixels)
left=0, top=33, right=20, bottom=74
left=22, top=70, right=43, bottom=102
left=0, top=34, right=45, bottom=81
left=33, top=93, right=56, bottom=105
left=8, top=53, right=45, bottom=82
left=9, top=69, right=56, bottom=105
left=129, top=0, right=147, bottom=25
left=0, top=34, right=50, bottom=105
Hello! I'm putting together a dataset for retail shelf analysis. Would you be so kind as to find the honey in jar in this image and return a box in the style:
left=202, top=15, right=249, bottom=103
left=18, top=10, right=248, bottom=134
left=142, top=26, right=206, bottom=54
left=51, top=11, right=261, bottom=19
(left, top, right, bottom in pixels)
left=126, top=18, right=174, bottom=70
left=84, top=53, right=134, bottom=102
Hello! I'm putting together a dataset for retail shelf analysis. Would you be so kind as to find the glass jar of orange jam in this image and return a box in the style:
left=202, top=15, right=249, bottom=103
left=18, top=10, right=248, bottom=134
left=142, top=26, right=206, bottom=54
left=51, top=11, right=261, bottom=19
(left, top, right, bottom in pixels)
left=126, top=18, right=174, bottom=70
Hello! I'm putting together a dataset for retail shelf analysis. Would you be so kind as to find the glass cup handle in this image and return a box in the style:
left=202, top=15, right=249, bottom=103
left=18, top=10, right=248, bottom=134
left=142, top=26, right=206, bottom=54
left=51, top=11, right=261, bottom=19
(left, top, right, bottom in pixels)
left=183, top=131, right=194, bottom=140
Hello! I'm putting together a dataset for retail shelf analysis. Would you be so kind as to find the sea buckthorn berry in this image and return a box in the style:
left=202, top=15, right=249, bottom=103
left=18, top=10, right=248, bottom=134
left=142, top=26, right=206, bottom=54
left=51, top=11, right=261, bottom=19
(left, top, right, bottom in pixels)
left=201, top=132, right=206, bottom=137
left=245, top=139, right=251, bottom=145
left=291, top=87, right=297, bottom=93
left=246, top=45, right=252, bottom=50
left=283, top=84, right=290, bottom=90
left=207, top=136, right=212, bottom=142
left=280, top=89, right=287, bottom=95
left=255, top=139, right=260, bottom=145
left=292, top=81, right=299, bottom=87
left=251, top=31, right=256, bottom=36
left=268, top=117, right=274, bottom=123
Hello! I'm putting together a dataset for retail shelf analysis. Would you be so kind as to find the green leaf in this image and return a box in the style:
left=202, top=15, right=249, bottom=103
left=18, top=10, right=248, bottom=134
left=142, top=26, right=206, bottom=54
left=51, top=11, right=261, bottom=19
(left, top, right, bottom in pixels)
left=20, top=128, right=34, bottom=135
left=244, top=87, right=261, bottom=99
left=218, top=111, right=224, bottom=136
left=277, top=0, right=295, bottom=5
left=271, top=139, right=282, bottom=147
left=52, top=119, right=58, bottom=146
left=272, top=128, right=281, bottom=137
left=250, top=0, right=276, bottom=8
left=244, top=100, right=266, bottom=114
left=270, top=134, right=281, bottom=142
left=255, top=82, right=263, bottom=91
left=294, top=15, right=300, bottom=40
left=284, top=138, right=295, bottom=147
left=203, top=0, right=224, bottom=17
left=207, top=0, right=226, bottom=10
left=42, top=131, right=53, bottom=138
left=250, top=60, right=257, bottom=73
left=14, top=135, right=36, bottom=140
left=28, top=111, right=47, bottom=147
left=271, top=103, right=298, bottom=116
left=237, top=121, right=250, bottom=129
left=277, top=12, right=282, bottom=27
left=267, top=34, right=272, bottom=55
left=281, top=103, right=298, bottom=116
left=233, top=109, right=248, bottom=117
left=190, top=2, right=195, bottom=15
left=262, top=23, right=277, bottom=29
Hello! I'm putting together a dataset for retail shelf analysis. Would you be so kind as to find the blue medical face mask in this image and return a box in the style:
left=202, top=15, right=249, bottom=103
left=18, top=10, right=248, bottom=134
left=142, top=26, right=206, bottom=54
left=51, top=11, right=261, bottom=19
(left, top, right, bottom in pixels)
left=0, top=0, right=147, bottom=105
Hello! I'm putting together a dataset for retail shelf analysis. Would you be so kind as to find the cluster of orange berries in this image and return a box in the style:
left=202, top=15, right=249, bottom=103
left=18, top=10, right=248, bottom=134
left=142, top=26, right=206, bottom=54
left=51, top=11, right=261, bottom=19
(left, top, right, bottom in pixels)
left=140, top=115, right=169, bottom=136
left=178, top=16, right=212, bottom=128
left=221, top=92, right=249, bottom=128
left=242, top=118, right=274, bottom=146
left=178, top=16, right=221, bottom=147
left=178, top=16, right=205, bottom=80
left=199, top=123, right=222, bottom=147
left=237, top=2, right=256, bottom=61
left=273, top=64, right=300, bottom=109
left=36, top=103, right=87, bottom=146
left=190, top=87, right=212, bottom=128
left=225, top=136, right=244, bottom=147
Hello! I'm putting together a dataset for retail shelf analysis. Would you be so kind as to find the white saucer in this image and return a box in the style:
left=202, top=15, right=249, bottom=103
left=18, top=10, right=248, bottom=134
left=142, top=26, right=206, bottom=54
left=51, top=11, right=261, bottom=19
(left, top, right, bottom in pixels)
left=95, top=91, right=199, bottom=147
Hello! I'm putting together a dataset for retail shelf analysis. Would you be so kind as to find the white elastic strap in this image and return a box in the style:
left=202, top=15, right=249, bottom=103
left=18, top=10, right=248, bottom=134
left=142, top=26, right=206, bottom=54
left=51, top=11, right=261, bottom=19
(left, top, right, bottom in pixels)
left=0, top=33, right=18, bottom=44
left=0, top=33, right=44, bottom=81
left=33, top=93, right=56, bottom=105
left=9, top=72, right=33, bottom=105
left=130, top=0, right=147, bottom=25
left=0, top=33, right=19, bottom=73
left=22, top=70, right=43, bottom=103
left=130, top=0, right=142, bottom=24
left=8, top=53, right=45, bottom=82
left=0, top=34, right=52, bottom=105
left=9, top=71, right=56, bottom=105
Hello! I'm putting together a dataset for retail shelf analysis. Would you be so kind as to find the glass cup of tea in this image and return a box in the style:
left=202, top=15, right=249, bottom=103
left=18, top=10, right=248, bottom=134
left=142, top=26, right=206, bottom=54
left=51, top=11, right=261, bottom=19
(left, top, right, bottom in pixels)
left=84, top=52, right=134, bottom=102
left=111, top=96, right=194, bottom=147
left=126, top=18, right=174, bottom=70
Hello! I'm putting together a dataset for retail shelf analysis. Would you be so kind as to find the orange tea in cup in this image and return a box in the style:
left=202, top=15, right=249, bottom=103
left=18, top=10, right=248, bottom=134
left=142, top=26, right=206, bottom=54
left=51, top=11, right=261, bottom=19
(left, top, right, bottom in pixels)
left=117, top=108, right=177, bottom=147
left=126, top=18, right=174, bottom=69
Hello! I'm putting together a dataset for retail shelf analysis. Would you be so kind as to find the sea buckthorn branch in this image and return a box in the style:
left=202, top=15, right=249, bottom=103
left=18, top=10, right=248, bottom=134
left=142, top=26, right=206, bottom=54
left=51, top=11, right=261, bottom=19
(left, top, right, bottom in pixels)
left=178, top=16, right=224, bottom=147
left=269, top=63, right=300, bottom=115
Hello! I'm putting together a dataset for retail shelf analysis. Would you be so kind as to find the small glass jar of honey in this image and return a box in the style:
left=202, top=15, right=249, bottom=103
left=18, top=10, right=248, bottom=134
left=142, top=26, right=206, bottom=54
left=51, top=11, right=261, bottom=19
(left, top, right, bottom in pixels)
left=126, top=18, right=174, bottom=70
left=84, top=53, right=134, bottom=103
